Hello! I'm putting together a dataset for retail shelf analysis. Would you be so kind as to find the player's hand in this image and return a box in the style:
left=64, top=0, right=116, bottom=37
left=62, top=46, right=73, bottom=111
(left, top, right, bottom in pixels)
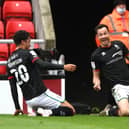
left=64, top=64, right=76, bottom=72
left=14, top=109, right=24, bottom=116
left=93, top=78, right=101, bottom=91
left=93, top=84, right=101, bottom=91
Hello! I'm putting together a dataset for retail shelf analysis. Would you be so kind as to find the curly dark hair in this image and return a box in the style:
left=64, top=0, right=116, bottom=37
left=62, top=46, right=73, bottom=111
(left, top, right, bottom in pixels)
left=13, top=30, right=30, bottom=46
left=94, top=24, right=109, bottom=34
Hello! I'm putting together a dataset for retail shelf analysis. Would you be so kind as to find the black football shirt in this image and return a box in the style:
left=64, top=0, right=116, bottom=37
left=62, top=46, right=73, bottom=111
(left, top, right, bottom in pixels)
left=91, top=40, right=129, bottom=86
left=7, top=48, right=63, bottom=109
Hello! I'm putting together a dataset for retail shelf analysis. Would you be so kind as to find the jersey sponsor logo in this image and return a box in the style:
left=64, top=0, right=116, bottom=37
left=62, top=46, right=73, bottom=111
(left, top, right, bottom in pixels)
left=106, top=56, right=123, bottom=65
left=112, top=50, right=123, bottom=58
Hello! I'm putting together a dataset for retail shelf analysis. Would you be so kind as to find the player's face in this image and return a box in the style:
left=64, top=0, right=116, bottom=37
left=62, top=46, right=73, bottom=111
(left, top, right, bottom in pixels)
left=97, top=27, right=110, bottom=47
left=24, top=37, right=31, bottom=49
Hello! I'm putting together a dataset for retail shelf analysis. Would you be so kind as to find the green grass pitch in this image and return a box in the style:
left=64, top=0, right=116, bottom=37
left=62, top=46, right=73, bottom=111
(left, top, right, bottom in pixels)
left=0, top=114, right=128, bottom=129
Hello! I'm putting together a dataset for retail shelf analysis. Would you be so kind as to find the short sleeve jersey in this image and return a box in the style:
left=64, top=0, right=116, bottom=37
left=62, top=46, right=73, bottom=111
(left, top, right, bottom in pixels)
left=91, top=40, right=129, bottom=86
left=7, top=48, right=47, bottom=100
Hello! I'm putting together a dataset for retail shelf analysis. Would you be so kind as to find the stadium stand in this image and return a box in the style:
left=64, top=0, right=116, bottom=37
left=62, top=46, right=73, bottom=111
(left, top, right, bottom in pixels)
left=6, top=20, right=36, bottom=54
left=0, top=21, right=4, bottom=38
left=3, top=1, right=32, bottom=23
left=0, top=6, right=1, bottom=20
left=0, top=20, right=8, bottom=74
left=0, top=0, right=34, bottom=74
left=6, top=21, right=35, bottom=38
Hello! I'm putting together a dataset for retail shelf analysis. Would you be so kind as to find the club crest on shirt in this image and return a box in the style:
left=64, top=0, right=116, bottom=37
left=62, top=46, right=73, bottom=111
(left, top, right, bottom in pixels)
left=101, top=52, right=106, bottom=56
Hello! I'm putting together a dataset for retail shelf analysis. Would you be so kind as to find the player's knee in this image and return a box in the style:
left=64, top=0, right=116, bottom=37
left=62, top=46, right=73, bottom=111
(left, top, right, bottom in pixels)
left=119, top=108, right=129, bottom=116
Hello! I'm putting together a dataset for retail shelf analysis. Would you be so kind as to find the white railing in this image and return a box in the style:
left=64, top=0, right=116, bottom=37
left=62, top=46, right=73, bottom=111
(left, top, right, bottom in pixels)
left=0, top=39, right=45, bottom=44
left=0, top=39, right=45, bottom=65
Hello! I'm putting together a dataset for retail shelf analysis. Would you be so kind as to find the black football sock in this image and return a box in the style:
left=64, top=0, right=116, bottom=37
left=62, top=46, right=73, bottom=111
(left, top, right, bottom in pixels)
left=108, top=106, right=118, bottom=116
left=51, top=106, right=74, bottom=116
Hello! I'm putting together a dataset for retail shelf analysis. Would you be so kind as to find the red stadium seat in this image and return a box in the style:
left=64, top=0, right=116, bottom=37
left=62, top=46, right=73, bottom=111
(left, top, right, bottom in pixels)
left=0, top=21, right=8, bottom=74
left=0, top=21, right=4, bottom=39
left=3, top=1, right=32, bottom=22
left=6, top=21, right=35, bottom=38
left=6, top=20, right=37, bottom=54
left=0, top=6, right=1, bottom=20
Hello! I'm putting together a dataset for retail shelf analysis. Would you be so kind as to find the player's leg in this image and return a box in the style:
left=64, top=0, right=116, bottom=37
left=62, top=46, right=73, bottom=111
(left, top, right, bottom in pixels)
left=100, top=84, right=129, bottom=116
left=112, top=84, right=129, bottom=116
left=33, top=89, right=75, bottom=116
left=102, top=99, right=129, bottom=116
left=117, top=99, right=129, bottom=116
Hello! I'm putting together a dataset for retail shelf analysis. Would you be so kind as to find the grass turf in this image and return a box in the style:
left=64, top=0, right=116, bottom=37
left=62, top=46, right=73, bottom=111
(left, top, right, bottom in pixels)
left=0, top=114, right=128, bottom=129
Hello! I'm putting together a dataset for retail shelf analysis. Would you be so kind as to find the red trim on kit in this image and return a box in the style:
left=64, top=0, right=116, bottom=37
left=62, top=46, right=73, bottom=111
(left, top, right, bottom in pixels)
left=94, top=69, right=100, bottom=72
left=32, top=57, right=39, bottom=63
left=8, top=76, right=14, bottom=80
left=126, top=53, right=129, bottom=56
